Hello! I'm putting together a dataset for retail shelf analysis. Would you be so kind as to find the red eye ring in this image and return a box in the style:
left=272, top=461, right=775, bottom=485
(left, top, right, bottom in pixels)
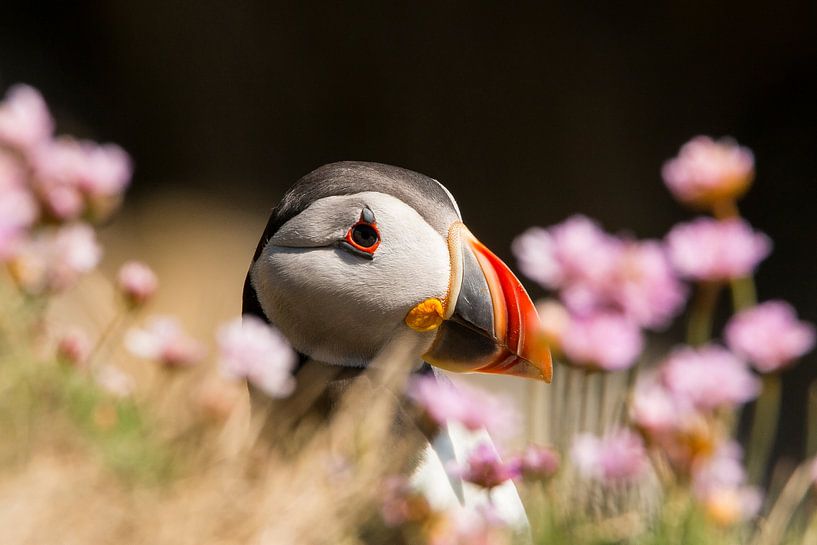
left=344, top=221, right=381, bottom=255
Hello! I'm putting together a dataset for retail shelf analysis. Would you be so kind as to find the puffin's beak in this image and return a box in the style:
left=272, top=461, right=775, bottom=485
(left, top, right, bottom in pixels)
left=417, top=223, right=553, bottom=382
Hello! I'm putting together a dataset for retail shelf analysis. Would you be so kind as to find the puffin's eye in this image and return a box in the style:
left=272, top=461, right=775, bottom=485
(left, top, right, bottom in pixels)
left=341, top=209, right=381, bottom=259
left=351, top=224, right=378, bottom=248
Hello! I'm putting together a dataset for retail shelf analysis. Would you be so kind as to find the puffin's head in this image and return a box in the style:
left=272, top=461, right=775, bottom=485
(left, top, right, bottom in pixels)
left=244, top=162, right=552, bottom=382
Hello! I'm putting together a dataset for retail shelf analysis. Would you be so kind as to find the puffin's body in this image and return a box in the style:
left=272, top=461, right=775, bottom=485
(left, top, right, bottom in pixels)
left=243, top=162, right=552, bottom=528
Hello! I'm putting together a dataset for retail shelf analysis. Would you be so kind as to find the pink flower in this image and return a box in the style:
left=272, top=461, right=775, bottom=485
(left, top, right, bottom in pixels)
left=570, top=430, right=648, bottom=484
left=662, top=136, right=754, bottom=207
left=32, top=138, right=132, bottom=221
left=94, top=365, right=135, bottom=398
left=515, top=218, right=685, bottom=330
left=725, top=301, right=815, bottom=373
left=217, top=316, right=296, bottom=398
left=691, top=442, right=761, bottom=526
left=691, top=442, right=747, bottom=495
left=407, top=375, right=519, bottom=438
left=8, top=223, right=101, bottom=293
left=514, top=444, right=559, bottom=481
left=561, top=311, right=644, bottom=371
left=630, top=376, right=693, bottom=436
left=611, top=240, right=687, bottom=329
left=117, top=261, right=158, bottom=307
left=666, top=217, right=771, bottom=281
left=56, top=329, right=92, bottom=367
left=450, top=442, right=521, bottom=489
left=0, top=84, right=54, bottom=154
left=126, top=315, right=206, bottom=368
left=661, top=345, right=759, bottom=410
left=513, top=215, right=619, bottom=296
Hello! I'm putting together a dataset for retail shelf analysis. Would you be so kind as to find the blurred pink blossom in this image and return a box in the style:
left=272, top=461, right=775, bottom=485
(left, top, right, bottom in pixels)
left=692, top=442, right=761, bottom=525
left=514, top=444, right=559, bottom=481
left=561, top=311, right=644, bottom=371
left=0, top=150, right=38, bottom=257
left=217, top=316, right=296, bottom=398
left=514, top=217, right=685, bottom=330
left=661, top=345, right=759, bottom=410
left=94, top=365, right=135, bottom=398
left=56, top=329, right=92, bottom=367
left=117, top=260, right=158, bottom=307
left=0, top=84, right=54, bottom=154
left=126, top=315, right=206, bottom=368
left=662, top=136, right=754, bottom=207
left=725, top=300, right=815, bottom=373
left=9, top=223, right=101, bottom=293
left=513, top=215, right=619, bottom=296
left=570, top=429, right=648, bottom=484
left=630, top=376, right=694, bottom=436
left=691, top=441, right=747, bottom=495
left=449, top=442, right=520, bottom=489
left=407, top=375, right=519, bottom=439
left=32, top=138, right=132, bottom=220
left=612, top=240, right=687, bottom=329
left=665, top=217, right=771, bottom=281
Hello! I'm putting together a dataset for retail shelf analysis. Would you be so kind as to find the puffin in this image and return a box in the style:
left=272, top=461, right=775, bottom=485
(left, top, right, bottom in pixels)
left=242, top=161, right=552, bottom=528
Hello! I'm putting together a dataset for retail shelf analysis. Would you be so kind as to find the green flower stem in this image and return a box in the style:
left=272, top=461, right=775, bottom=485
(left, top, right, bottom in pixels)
left=730, top=275, right=757, bottom=312
left=686, top=281, right=721, bottom=346
left=752, top=459, right=813, bottom=545
left=747, top=374, right=782, bottom=485
left=806, top=380, right=817, bottom=457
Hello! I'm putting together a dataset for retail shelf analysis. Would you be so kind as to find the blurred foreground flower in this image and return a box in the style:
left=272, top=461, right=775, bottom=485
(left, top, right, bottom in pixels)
left=126, top=315, right=206, bottom=368
left=571, top=430, right=648, bottom=485
left=514, top=216, right=685, bottom=330
left=94, top=365, right=135, bottom=398
left=725, top=300, right=815, bottom=373
left=32, top=137, right=132, bottom=221
left=0, top=84, right=53, bottom=154
left=117, top=260, right=158, bottom=308
left=665, top=217, right=770, bottom=282
left=560, top=311, right=643, bottom=371
left=217, top=316, right=296, bottom=398
left=450, top=442, right=520, bottom=490
left=407, top=375, right=518, bottom=439
left=661, top=345, right=759, bottom=410
left=514, top=444, right=559, bottom=481
left=692, top=443, right=761, bottom=526
left=56, top=328, right=92, bottom=368
left=8, top=223, right=101, bottom=294
left=662, top=136, right=754, bottom=209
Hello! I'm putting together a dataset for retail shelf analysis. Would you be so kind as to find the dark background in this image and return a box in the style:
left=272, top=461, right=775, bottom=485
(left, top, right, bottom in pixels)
left=2, top=1, right=816, bottom=460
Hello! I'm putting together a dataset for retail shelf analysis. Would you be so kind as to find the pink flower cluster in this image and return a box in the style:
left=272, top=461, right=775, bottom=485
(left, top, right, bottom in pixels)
left=725, top=301, right=815, bottom=373
left=126, top=315, right=207, bottom=368
left=513, top=215, right=686, bottom=370
left=665, top=217, right=771, bottom=282
left=662, top=136, right=754, bottom=207
left=570, top=430, right=648, bottom=485
left=217, top=316, right=297, bottom=398
left=407, top=375, right=519, bottom=439
left=631, top=345, right=760, bottom=490
left=691, top=442, right=762, bottom=526
left=0, top=84, right=133, bottom=294
left=447, top=443, right=559, bottom=490
left=450, top=442, right=521, bottom=490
